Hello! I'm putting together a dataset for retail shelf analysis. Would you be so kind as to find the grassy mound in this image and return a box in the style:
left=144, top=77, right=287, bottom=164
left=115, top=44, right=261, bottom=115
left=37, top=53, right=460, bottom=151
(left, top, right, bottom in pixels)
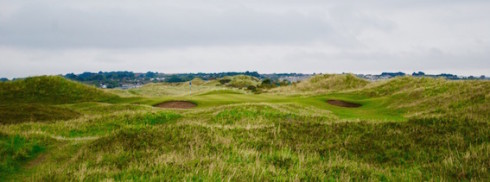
left=20, top=115, right=488, bottom=181
left=189, top=78, right=205, bottom=85
left=218, top=75, right=260, bottom=89
left=0, top=76, right=116, bottom=104
left=124, top=79, right=223, bottom=97
left=361, top=76, right=448, bottom=97
left=0, top=74, right=488, bottom=181
left=271, top=74, right=369, bottom=94
left=119, top=75, right=258, bottom=97
left=359, top=76, right=490, bottom=121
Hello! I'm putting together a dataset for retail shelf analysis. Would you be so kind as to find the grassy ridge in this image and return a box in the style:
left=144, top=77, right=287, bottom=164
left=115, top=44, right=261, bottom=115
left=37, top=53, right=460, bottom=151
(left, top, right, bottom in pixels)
left=221, top=75, right=261, bottom=89
left=0, top=76, right=118, bottom=124
left=270, top=74, right=369, bottom=94
left=117, top=75, right=258, bottom=97
left=2, top=105, right=487, bottom=181
left=0, top=75, right=488, bottom=181
left=0, top=76, right=116, bottom=104
left=358, top=77, right=490, bottom=121
left=272, top=74, right=489, bottom=121
left=116, top=82, right=229, bottom=97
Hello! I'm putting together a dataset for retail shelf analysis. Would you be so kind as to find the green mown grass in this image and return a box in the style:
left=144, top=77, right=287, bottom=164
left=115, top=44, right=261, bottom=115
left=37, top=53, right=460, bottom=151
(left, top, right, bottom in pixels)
left=0, top=75, right=488, bottom=181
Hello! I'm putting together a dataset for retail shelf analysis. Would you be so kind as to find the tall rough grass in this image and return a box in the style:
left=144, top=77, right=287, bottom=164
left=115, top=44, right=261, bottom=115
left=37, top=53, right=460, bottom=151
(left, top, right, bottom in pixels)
left=0, top=76, right=116, bottom=104
left=0, top=75, right=488, bottom=181
left=359, top=76, right=490, bottom=121
left=270, top=74, right=369, bottom=94
left=2, top=105, right=486, bottom=181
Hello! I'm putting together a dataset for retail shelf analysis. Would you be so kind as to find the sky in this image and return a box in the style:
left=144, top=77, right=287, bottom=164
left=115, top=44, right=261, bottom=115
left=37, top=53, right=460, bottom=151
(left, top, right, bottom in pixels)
left=1, top=0, right=489, bottom=78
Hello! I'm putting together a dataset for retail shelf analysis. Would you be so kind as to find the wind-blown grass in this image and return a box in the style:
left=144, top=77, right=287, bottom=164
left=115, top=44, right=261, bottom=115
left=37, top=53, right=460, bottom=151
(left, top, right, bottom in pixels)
left=0, top=133, right=46, bottom=178
left=0, top=75, right=488, bottom=181
left=0, top=104, right=81, bottom=124
left=0, top=76, right=116, bottom=104
left=270, top=74, right=369, bottom=94
left=358, top=76, right=490, bottom=121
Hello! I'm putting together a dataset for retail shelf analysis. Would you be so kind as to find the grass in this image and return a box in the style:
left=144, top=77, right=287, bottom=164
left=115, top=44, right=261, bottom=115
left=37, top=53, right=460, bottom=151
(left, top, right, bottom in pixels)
left=0, top=133, right=46, bottom=178
left=270, top=74, right=369, bottom=95
left=0, top=104, right=81, bottom=124
left=0, top=75, right=488, bottom=181
left=0, top=76, right=116, bottom=104
left=357, top=76, right=490, bottom=121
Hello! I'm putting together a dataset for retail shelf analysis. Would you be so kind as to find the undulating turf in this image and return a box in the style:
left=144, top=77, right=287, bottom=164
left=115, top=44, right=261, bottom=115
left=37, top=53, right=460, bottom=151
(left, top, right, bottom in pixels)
left=0, top=75, right=488, bottom=181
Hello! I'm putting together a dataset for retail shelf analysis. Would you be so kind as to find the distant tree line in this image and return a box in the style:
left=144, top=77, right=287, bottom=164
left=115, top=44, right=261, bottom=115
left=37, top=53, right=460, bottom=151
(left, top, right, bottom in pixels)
left=358, top=71, right=487, bottom=81
left=62, top=71, right=264, bottom=87
left=65, top=71, right=158, bottom=88
left=411, top=72, right=487, bottom=80
left=16, top=70, right=485, bottom=89
left=164, top=71, right=262, bottom=83
left=381, top=72, right=406, bottom=77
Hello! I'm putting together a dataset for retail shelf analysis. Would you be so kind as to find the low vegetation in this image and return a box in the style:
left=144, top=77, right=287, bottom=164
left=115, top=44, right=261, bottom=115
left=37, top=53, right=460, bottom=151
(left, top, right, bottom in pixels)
left=217, top=75, right=261, bottom=89
left=0, top=75, right=488, bottom=181
left=0, top=104, right=80, bottom=124
left=358, top=76, right=490, bottom=121
left=270, top=74, right=369, bottom=94
left=0, top=76, right=116, bottom=104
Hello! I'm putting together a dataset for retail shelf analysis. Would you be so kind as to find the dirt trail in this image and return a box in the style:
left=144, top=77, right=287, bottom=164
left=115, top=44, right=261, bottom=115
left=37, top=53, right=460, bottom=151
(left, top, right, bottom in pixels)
left=25, top=153, right=47, bottom=169
left=154, top=101, right=197, bottom=109
left=327, top=100, right=361, bottom=108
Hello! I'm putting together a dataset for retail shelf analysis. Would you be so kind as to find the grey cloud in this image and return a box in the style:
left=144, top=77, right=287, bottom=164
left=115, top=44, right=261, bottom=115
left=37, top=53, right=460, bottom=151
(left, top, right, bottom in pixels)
left=0, top=2, right=347, bottom=48
left=0, top=0, right=410, bottom=49
left=0, top=0, right=489, bottom=78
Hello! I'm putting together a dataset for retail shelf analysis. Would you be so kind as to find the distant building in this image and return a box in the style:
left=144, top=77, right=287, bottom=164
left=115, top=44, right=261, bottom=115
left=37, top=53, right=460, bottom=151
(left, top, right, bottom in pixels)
left=119, top=84, right=142, bottom=90
left=381, top=72, right=406, bottom=77
left=412, top=71, right=425, bottom=76
left=279, top=75, right=311, bottom=82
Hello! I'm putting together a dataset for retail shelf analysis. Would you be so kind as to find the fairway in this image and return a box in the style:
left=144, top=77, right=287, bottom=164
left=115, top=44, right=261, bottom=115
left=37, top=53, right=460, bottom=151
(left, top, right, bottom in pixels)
left=0, top=75, right=488, bottom=181
left=128, top=91, right=407, bottom=122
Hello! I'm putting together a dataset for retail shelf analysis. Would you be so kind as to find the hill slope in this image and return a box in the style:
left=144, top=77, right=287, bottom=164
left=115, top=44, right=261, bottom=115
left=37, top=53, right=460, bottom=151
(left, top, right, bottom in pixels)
left=0, top=104, right=81, bottom=124
left=359, top=76, right=490, bottom=121
left=218, top=75, right=261, bottom=89
left=271, top=74, right=369, bottom=94
left=0, top=75, right=488, bottom=180
left=0, top=76, right=116, bottom=104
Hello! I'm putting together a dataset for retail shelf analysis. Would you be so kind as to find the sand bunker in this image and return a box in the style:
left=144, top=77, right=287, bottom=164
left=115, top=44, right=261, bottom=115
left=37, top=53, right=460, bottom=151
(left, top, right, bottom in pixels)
left=327, top=100, right=361, bottom=108
left=154, top=101, right=197, bottom=109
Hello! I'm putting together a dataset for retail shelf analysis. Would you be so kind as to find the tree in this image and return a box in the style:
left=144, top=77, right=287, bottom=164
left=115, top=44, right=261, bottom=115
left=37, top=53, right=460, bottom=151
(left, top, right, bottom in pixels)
left=259, top=79, right=275, bottom=88
left=219, top=78, right=231, bottom=85
left=412, top=71, right=425, bottom=76
left=65, top=73, right=78, bottom=80
left=145, top=71, right=158, bottom=78
left=166, top=76, right=184, bottom=83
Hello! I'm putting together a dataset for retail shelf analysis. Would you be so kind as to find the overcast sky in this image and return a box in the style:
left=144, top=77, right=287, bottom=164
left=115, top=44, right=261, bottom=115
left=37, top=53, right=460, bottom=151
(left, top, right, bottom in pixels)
left=1, top=0, right=489, bottom=78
